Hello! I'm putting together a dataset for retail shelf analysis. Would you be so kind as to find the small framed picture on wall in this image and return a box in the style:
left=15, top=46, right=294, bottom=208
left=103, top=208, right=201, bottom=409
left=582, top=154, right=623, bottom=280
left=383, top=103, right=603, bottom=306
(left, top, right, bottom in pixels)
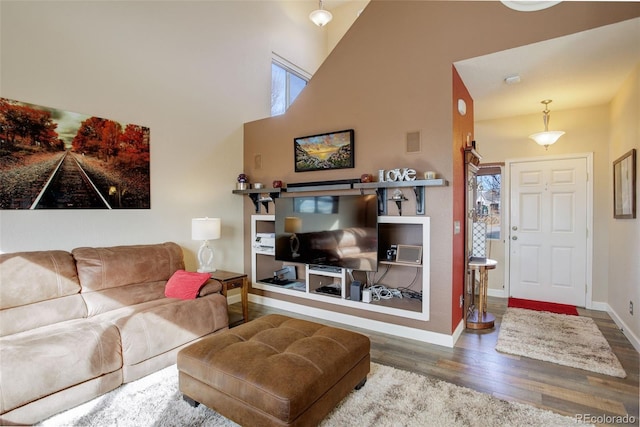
left=613, top=148, right=636, bottom=219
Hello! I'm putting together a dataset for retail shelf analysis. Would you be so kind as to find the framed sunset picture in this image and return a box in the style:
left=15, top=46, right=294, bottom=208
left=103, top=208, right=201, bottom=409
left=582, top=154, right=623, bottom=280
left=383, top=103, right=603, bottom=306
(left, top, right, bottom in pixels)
left=294, top=129, right=354, bottom=172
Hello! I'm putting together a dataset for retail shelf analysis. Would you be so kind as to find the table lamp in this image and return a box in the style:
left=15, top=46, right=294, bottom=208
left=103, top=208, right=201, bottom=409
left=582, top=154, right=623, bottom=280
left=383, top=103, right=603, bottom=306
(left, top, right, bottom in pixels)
left=191, top=217, right=221, bottom=273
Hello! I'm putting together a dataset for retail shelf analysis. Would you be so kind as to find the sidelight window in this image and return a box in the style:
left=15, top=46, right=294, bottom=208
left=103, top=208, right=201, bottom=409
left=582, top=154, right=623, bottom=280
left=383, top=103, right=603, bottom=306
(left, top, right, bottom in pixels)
left=476, top=165, right=502, bottom=240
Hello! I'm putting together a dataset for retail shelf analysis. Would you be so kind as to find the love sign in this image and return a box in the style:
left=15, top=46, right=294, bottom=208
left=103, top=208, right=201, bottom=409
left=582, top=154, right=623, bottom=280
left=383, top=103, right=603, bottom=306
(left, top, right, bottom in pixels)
left=378, top=168, right=417, bottom=182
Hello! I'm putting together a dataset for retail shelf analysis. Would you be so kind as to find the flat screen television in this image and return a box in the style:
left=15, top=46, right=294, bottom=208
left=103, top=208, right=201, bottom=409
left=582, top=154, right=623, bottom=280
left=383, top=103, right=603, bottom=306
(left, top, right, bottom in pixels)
left=275, top=194, right=378, bottom=271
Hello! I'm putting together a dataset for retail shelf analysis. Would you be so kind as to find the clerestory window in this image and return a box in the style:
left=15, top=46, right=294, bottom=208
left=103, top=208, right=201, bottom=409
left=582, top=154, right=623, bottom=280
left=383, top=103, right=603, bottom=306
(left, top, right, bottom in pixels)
left=271, top=55, right=310, bottom=116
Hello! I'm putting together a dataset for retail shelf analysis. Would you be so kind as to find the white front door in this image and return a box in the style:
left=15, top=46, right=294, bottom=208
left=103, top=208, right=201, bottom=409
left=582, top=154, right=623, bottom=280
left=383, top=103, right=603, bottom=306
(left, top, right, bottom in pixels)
left=509, top=157, right=588, bottom=306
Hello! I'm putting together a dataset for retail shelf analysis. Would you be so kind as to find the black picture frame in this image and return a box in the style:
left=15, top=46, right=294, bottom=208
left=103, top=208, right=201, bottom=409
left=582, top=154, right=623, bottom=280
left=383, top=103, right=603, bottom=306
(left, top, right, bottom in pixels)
left=613, top=148, right=636, bottom=219
left=294, top=129, right=354, bottom=172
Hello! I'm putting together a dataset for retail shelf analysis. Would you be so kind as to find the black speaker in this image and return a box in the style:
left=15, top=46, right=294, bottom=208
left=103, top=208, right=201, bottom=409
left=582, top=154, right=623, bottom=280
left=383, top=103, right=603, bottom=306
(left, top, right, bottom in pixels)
left=350, top=281, right=362, bottom=301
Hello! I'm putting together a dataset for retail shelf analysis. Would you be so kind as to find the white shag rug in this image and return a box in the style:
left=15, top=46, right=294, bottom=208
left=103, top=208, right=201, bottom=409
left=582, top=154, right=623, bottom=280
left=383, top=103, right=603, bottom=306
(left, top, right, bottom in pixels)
left=38, top=362, right=585, bottom=427
left=496, top=307, right=626, bottom=378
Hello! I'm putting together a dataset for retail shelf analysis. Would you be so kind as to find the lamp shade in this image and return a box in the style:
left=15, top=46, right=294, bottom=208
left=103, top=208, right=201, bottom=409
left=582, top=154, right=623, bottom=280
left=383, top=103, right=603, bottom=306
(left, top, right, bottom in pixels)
left=529, top=130, right=565, bottom=147
left=284, top=217, right=302, bottom=234
left=309, top=9, right=332, bottom=26
left=191, top=217, right=221, bottom=241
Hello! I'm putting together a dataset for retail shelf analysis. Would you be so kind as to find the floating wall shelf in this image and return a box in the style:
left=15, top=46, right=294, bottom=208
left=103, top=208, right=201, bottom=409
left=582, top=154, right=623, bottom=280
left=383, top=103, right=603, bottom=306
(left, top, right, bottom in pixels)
left=232, top=188, right=282, bottom=213
left=354, top=179, right=448, bottom=215
left=233, top=179, right=448, bottom=215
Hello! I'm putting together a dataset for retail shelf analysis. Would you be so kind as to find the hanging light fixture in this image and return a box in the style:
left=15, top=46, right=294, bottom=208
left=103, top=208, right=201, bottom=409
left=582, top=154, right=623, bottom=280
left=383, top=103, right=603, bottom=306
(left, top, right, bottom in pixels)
left=309, top=0, right=333, bottom=27
left=529, top=99, right=565, bottom=150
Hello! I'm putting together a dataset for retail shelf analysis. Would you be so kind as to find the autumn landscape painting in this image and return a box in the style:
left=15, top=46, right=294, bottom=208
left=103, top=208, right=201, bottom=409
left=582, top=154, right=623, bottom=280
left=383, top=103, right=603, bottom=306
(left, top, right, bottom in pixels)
left=0, top=98, right=150, bottom=209
left=294, top=129, right=354, bottom=172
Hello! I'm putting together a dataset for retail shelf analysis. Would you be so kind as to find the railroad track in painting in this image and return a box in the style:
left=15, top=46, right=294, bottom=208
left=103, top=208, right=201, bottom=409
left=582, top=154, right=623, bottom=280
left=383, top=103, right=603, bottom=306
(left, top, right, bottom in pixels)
left=32, top=151, right=111, bottom=209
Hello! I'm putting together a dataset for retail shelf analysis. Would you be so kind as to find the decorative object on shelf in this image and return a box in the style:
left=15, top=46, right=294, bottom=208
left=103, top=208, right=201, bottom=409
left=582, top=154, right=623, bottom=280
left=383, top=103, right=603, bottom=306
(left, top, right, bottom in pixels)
left=309, top=0, right=332, bottom=27
left=424, top=171, right=436, bottom=180
left=284, top=216, right=302, bottom=258
left=294, top=129, right=354, bottom=172
left=355, top=178, right=448, bottom=216
left=237, top=173, right=248, bottom=190
left=191, top=217, right=221, bottom=273
left=529, top=100, right=565, bottom=150
left=378, top=168, right=417, bottom=182
left=360, top=174, right=373, bottom=183
left=272, top=180, right=283, bottom=188
left=613, top=148, right=636, bottom=219
left=389, top=189, right=409, bottom=216
left=252, top=183, right=264, bottom=189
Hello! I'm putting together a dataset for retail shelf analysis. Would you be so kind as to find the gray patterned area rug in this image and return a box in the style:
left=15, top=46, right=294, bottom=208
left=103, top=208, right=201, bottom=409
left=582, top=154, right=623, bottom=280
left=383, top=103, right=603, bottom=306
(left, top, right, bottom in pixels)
left=496, top=307, right=626, bottom=378
left=39, top=362, right=583, bottom=427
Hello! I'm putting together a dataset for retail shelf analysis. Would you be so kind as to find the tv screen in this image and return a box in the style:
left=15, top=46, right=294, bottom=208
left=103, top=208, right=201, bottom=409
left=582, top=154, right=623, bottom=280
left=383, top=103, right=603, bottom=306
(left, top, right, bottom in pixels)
left=275, top=194, right=378, bottom=271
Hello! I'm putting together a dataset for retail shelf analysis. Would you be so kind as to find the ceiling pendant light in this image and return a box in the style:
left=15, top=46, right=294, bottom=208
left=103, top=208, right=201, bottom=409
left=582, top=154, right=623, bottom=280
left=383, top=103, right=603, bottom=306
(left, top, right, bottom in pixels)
left=529, top=99, right=565, bottom=150
left=310, top=0, right=333, bottom=27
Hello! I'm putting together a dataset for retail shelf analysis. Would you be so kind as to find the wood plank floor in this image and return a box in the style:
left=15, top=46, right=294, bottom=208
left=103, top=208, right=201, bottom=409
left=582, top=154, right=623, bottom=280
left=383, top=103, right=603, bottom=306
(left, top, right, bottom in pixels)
left=228, top=297, right=639, bottom=424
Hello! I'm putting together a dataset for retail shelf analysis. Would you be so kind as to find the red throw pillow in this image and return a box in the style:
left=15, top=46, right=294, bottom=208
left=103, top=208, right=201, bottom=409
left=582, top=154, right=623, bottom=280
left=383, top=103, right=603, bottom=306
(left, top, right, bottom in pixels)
left=164, top=270, right=211, bottom=300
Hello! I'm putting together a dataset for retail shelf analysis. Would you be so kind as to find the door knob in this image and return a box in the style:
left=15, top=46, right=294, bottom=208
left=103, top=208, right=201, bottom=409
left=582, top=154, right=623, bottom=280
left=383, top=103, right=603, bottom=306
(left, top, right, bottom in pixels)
left=512, top=236, right=518, bottom=240
left=512, top=226, right=518, bottom=231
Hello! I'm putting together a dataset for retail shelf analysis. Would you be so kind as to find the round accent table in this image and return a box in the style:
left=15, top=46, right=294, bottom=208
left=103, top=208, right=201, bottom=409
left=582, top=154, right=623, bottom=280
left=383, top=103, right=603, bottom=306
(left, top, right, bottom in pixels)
left=466, top=258, right=497, bottom=330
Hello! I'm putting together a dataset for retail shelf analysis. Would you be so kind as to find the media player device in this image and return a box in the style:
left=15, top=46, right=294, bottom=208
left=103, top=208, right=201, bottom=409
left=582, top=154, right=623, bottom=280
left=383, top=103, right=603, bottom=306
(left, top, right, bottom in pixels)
left=350, top=281, right=362, bottom=301
left=396, top=244, right=423, bottom=264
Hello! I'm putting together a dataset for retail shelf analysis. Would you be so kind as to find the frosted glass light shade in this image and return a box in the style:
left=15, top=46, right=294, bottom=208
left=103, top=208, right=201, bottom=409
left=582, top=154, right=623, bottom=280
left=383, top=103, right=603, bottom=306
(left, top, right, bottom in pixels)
left=309, top=9, right=332, bottom=26
left=529, top=130, right=565, bottom=147
left=191, top=217, right=221, bottom=241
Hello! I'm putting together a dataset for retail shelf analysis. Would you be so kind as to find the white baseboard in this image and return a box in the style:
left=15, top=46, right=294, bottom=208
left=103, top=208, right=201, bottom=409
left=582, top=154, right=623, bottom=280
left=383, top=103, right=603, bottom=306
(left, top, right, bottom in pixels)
left=604, top=303, right=640, bottom=353
left=227, top=293, right=241, bottom=305
left=249, top=294, right=460, bottom=348
left=589, top=300, right=609, bottom=312
left=488, top=288, right=506, bottom=298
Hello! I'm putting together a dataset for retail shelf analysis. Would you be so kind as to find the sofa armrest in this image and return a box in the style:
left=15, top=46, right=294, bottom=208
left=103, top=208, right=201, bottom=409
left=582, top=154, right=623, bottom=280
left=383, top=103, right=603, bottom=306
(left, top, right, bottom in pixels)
left=199, top=279, right=223, bottom=297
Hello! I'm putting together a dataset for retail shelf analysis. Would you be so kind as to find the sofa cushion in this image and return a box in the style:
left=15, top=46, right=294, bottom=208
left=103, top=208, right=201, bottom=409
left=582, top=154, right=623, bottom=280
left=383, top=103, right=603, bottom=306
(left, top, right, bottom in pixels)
left=73, top=242, right=185, bottom=316
left=0, top=250, right=81, bottom=309
left=164, top=270, right=211, bottom=300
left=81, top=281, right=167, bottom=317
left=0, top=294, right=87, bottom=337
left=198, top=279, right=223, bottom=297
left=0, top=319, right=122, bottom=415
left=0, top=250, right=86, bottom=336
left=73, top=242, right=184, bottom=292
left=97, top=293, right=229, bottom=369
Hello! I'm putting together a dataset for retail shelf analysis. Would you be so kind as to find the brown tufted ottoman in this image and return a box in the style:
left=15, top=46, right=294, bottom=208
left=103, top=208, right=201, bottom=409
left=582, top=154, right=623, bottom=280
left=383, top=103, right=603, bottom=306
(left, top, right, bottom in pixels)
left=177, top=314, right=370, bottom=426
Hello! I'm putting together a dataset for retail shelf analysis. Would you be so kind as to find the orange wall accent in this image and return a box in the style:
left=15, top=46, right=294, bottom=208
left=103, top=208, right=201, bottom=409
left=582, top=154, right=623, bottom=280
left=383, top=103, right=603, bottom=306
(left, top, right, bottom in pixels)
left=452, top=66, right=474, bottom=332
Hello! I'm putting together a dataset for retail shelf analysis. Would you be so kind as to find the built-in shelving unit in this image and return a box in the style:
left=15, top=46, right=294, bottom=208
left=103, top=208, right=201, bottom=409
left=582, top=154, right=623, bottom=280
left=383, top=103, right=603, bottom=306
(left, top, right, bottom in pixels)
left=250, top=214, right=430, bottom=321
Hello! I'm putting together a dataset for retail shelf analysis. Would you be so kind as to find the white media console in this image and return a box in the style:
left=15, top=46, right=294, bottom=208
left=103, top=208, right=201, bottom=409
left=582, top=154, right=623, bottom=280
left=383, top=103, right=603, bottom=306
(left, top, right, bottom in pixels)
left=250, top=214, right=430, bottom=321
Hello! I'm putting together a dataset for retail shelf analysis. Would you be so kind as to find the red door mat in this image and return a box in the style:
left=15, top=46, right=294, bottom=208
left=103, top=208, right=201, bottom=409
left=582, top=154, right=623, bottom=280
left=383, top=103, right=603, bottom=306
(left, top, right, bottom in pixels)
left=508, top=298, right=579, bottom=316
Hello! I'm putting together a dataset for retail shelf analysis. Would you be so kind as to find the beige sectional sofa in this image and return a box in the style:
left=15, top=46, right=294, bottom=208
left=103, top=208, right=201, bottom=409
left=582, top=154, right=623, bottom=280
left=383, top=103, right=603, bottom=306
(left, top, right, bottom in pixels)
left=0, top=242, right=229, bottom=425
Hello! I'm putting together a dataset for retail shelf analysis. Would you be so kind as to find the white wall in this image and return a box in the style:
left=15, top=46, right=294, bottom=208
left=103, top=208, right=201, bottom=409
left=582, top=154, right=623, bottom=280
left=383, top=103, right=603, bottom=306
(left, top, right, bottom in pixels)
left=0, top=1, right=328, bottom=271
left=326, top=1, right=370, bottom=55
left=476, top=103, right=612, bottom=305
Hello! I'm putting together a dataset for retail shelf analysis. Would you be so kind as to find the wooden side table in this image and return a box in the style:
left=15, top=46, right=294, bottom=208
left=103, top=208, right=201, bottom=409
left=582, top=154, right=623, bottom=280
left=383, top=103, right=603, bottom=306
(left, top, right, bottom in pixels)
left=466, top=258, right=497, bottom=330
left=210, top=270, right=248, bottom=324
